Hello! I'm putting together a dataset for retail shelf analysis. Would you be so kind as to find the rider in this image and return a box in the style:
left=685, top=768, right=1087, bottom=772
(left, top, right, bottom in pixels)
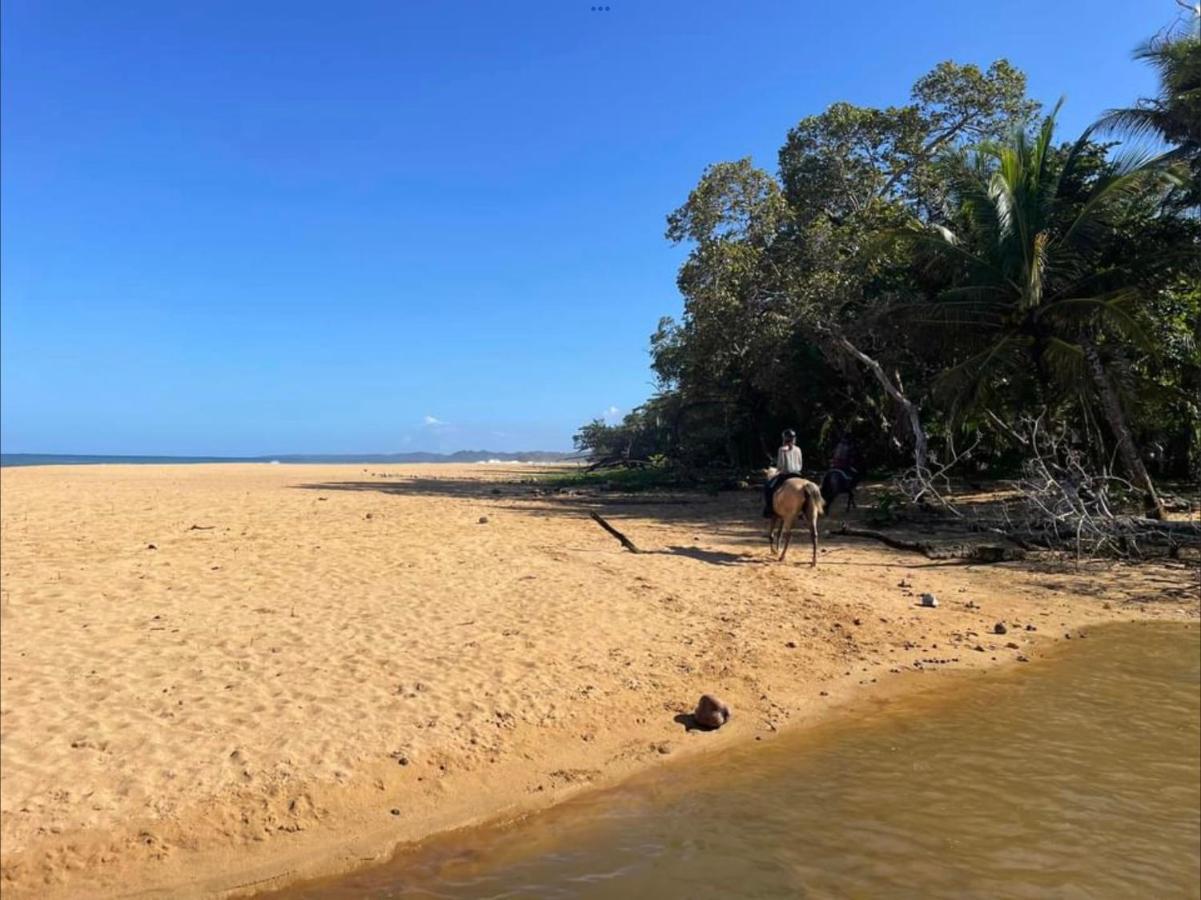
left=830, top=435, right=855, bottom=473
left=763, top=428, right=803, bottom=518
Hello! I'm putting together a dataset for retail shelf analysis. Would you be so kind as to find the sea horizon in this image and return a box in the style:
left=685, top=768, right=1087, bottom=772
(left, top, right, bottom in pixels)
left=0, top=450, right=578, bottom=467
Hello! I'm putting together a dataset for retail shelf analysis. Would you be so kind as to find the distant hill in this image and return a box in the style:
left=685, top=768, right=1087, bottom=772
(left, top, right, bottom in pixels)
left=0, top=451, right=580, bottom=468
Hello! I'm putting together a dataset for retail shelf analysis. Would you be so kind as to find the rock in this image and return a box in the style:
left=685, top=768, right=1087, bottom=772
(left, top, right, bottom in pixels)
left=920, top=593, right=939, bottom=608
left=1005, top=642, right=1019, bottom=649
left=147, top=544, right=157, bottom=550
left=853, top=617, right=862, bottom=626
left=390, top=808, right=400, bottom=816
left=365, top=513, right=374, bottom=520
left=993, top=622, right=1008, bottom=635
left=478, top=516, right=489, bottom=525
left=785, top=640, right=797, bottom=648
left=1025, top=624, right=1037, bottom=631
left=693, top=694, right=731, bottom=729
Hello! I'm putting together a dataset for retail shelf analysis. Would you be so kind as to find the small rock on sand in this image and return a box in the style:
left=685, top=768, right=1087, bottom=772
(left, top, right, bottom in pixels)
left=478, top=516, right=489, bottom=525
left=693, top=694, right=731, bottom=729
left=994, top=622, right=1008, bottom=635
left=920, top=593, right=938, bottom=608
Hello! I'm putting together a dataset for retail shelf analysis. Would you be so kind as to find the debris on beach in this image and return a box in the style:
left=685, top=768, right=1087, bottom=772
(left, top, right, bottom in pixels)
left=693, top=694, right=731, bottom=729
left=920, top=593, right=939, bottom=608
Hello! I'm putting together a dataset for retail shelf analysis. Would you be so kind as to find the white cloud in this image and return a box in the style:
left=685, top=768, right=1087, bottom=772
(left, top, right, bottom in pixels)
left=602, top=405, right=621, bottom=424
left=422, top=415, right=447, bottom=427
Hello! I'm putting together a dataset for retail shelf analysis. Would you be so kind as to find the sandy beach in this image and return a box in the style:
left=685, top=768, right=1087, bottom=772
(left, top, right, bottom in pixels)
left=1, top=463, right=1196, bottom=898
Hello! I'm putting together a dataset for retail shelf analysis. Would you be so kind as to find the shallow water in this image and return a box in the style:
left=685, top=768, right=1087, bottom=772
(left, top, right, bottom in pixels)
left=280, top=623, right=1200, bottom=899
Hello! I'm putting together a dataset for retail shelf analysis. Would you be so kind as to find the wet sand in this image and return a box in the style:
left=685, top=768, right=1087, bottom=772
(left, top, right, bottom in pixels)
left=0, top=463, right=1196, bottom=898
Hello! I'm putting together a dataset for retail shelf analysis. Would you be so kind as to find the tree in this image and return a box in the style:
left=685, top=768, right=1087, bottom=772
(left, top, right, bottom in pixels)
left=902, top=104, right=1183, bottom=516
left=653, top=61, right=1038, bottom=470
left=1097, top=28, right=1201, bottom=198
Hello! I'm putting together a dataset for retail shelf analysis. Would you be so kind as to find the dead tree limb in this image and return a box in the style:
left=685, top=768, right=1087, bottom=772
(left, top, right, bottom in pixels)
left=589, top=512, right=641, bottom=553
left=837, top=336, right=928, bottom=473
left=834, top=524, right=1024, bottom=563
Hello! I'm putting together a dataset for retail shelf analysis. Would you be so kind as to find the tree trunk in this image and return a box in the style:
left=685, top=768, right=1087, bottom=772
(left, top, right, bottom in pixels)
left=838, top=337, right=928, bottom=472
left=1082, top=339, right=1166, bottom=520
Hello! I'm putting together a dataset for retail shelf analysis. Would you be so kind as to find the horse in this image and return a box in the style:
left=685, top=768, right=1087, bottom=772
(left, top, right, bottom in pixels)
left=820, top=467, right=864, bottom=514
left=764, top=467, right=825, bottom=566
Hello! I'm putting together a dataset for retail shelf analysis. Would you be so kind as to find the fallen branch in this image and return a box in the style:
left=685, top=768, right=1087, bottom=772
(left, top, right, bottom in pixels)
left=834, top=524, right=1024, bottom=563
left=589, top=512, right=641, bottom=553
left=585, top=456, right=653, bottom=472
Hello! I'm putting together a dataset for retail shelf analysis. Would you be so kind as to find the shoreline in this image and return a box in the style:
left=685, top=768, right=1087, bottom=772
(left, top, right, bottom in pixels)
left=265, top=617, right=1201, bottom=899
left=1, top=464, right=1196, bottom=899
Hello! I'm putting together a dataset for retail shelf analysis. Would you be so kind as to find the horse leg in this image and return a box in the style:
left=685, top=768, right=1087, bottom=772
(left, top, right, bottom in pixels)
left=768, top=517, right=779, bottom=554
left=809, top=506, right=819, bottom=567
left=779, top=512, right=797, bottom=562
left=846, top=489, right=854, bottom=513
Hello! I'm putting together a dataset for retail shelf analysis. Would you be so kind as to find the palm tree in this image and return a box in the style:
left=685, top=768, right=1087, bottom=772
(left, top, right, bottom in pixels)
left=903, top=104, right=1181, bottom=517
left=1097, top=28, right=1201, bottom=194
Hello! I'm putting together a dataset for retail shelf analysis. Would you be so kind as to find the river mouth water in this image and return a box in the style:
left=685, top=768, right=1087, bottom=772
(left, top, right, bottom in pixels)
left=278, top=622, right=1200, bottom=899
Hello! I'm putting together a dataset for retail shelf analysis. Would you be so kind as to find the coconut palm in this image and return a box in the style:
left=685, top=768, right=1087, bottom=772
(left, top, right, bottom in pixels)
left=903, top=104, right=1181, bottom=516
left=1097, top=29, right=1201, bottom=184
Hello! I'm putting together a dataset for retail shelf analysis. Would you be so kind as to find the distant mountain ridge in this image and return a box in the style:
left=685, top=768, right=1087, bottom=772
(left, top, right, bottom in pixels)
left=0, top=450, right=579, bottom=467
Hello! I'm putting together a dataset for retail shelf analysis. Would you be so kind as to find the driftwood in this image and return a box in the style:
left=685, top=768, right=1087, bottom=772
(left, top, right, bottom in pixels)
left=589, top=512, right=641, bottom=553
left=834, top=524, right=1025, bottom=563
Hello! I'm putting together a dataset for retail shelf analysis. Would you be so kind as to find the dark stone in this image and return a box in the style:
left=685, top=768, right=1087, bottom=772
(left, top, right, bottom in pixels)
left=993, top=622, right=1008, bottom=635
left=693, top=694, right=731, bottom=729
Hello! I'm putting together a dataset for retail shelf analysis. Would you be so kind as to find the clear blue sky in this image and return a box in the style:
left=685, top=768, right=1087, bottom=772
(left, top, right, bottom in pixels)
left=0, top=0, right=1178, bottom=455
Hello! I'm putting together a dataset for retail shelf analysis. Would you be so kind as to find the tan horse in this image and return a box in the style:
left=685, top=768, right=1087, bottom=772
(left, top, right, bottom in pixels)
left=765, top=467, right=825, bottom=566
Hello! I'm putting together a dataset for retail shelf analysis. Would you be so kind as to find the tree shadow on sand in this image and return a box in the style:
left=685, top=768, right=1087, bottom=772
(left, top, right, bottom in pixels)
left=292, top=476, right=772, bottom=550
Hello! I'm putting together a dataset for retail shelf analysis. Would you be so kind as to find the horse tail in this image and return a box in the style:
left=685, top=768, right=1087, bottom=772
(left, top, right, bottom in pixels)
left=804, top=481, right=825, bottom=518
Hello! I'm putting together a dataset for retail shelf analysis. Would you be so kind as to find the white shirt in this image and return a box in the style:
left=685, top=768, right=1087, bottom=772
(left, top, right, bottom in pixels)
left=777, top=444, right=803, bottom=474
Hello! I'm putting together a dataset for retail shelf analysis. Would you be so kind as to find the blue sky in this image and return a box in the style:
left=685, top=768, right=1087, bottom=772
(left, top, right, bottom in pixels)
left=0, top=0, right=1179, bottom=455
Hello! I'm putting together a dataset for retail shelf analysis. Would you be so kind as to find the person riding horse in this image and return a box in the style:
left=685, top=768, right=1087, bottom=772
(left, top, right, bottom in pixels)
left=763, top=429, right=804, bottom=518
left=821, top=435, right=864, bottom=511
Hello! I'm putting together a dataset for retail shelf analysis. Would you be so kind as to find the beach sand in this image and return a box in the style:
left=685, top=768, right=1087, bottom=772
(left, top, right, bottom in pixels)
left=1, top=463, right=1196, bottom=898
